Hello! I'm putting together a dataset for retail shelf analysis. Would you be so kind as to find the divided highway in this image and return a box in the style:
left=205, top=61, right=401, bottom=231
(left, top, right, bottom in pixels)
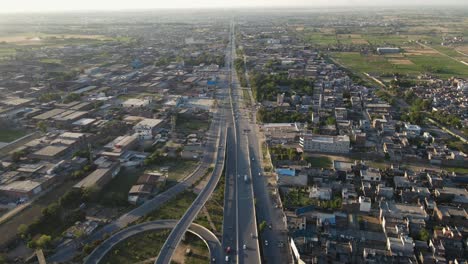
left=221, top=22, right=261, bottom=264
left=234, top=21, right=291, bottom=263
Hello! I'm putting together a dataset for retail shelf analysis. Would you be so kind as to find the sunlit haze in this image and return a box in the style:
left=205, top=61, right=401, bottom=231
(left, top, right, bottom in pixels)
left=2, top=0, right=467, bottom=13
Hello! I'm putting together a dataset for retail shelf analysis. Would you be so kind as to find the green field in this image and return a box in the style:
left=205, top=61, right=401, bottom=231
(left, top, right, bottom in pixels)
left=138, top=191, right=197, bottom=223
left=149, top=159, right=199, bottom=182
left=176, top=114, right=211, bottom=131
left=303, top=156, right=333, bottom=169
left=97, top=168, right=143, bottom=207
left=100, top=230, right=170, bottom=264
left=195, top=172, right=225, bottom=233
left=0, top=129, right=28, bottom=143
left=332, top=51, right=468, bottom=79
left=39, top=58, right=62, bottom=64
left=183, top=233, right=210, bottom=264
left=100, top=230, right=209, bottom=264
left=0, top=179, right=80, bottom=247
left=0, top=47, right=16, bottom=59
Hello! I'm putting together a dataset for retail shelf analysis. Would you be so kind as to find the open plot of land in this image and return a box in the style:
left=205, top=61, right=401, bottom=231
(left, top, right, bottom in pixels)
left=97, top=167, right=144, bottom=207
left=337, top=34, right=368, bottom=45
left=0, top=179, right=80, bottom=247
left=173, top=232, right=210, bottom=264
left=0, top=129, right=28, bottom=143
left=176, top=114, right=210, bottom=132
left=332, top=50, right=468, bottom=78
left=195, top=172, right=225, bottom=233
left=0, top=47, right=16, bottom=58
left=303, top=155, right=332, bottom=169
left=305, top=32, right=338, bottom=46
left=455, top=45, right=468, bottom=55
left=388, top=59, right=414, bottom=65
left=100, top=229, right=171, bottom=264
left=155, top=160, right=199, bottom=182
left=163, top=160, right=198, bottom=181
left=138, top=190, right=197, bottom=223
left=0, top=34, right=112, bottom=44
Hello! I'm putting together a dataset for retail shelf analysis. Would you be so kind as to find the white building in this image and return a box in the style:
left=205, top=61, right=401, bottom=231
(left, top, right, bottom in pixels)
left=122, top=98, right=152, bottom=108
left=360, top=169, right=381, bottom=182
left=309, top=186, right=332, bottom=200
left=300, top=134, right=350, bottom=153
left=377, top=47, right=400, bottom=54
left=404, top=123, right=421, bottom=138
left=359, top=196, right=372, bottom=212
left=133, top=118, right=163, bottom=140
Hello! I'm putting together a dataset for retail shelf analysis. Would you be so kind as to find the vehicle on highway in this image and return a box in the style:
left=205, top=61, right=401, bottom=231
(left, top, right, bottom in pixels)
left=225, top=246, right=231, bottom=253
left=265, top=240, right=269, bottom=246
left=258, top=172, right=261, bottom=176
left=251, top=157, right=255, bottom=161
left=243, top=244, right=247, bottom=250
left=225, top=255, right=229, bottom=262
left=244, top=174, right=248, bottom=182
left=268, top=223, right=272, bottom=229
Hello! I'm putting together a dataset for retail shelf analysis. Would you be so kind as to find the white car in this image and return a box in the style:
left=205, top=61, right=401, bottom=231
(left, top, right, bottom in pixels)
left=243, top=244, right=247, bottom=250
left=264, top=240, right=268, bottom=246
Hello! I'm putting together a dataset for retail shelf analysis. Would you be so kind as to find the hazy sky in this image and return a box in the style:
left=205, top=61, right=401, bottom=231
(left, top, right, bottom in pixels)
left=2, top=0, right=467, bottom=13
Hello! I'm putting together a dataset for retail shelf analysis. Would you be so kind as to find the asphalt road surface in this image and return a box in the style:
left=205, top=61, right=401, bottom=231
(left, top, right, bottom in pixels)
left=221, top=22, right=261, bottom=264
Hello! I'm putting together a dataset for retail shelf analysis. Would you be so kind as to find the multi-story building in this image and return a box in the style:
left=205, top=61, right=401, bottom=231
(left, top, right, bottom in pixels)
left=300, top=134, right=350, bottom=153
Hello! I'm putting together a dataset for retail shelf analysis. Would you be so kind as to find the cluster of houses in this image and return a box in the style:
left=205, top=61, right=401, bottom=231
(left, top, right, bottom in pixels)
left=0, top=22, right=228, bottom=254
left=278, top=159, right=467, bottom=264
left=238, top=22, right=467, bottom=264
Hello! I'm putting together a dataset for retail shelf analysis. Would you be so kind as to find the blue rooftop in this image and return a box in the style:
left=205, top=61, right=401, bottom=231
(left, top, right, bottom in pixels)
left=276, top=168, right=296, bottom=176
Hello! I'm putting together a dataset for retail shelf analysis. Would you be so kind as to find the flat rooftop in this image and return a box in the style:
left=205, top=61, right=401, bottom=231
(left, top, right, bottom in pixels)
left=33, top=145, right=68, bottom=157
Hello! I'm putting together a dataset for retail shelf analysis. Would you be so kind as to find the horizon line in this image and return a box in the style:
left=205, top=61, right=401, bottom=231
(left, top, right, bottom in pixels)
left=1, top=4, right=468, bottom=15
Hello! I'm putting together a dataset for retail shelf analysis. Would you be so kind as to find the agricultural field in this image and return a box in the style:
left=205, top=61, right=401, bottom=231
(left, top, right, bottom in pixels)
left=0, top=33, right=113, bottom=45
left=332, top=48, right=468, bottom=79
left=303, top=11, right=468, bottom=79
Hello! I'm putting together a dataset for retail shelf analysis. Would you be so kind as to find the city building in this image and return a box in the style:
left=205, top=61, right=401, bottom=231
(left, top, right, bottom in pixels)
left=300, top=134, right=350, bottom=153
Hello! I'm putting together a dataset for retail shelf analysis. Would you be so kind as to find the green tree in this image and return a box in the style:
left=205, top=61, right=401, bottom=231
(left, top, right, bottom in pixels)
left=326, top=117, right=336, bottom=126
left=259, top=220, right=267, bottom=232
left=59, top=189, right=83, bottom=209
left=35, top=235, right=52, bottom=249
left=419, top=228, right=430, bottom=241
left=11, top=150, right=26, bottom=162
left=63, top=93, right=80, bottom=103
left=37, top=121, right=48, bottom=133
left=287, top=148, right=296, bottom=160
left=17, top=224, right=28, bottom=238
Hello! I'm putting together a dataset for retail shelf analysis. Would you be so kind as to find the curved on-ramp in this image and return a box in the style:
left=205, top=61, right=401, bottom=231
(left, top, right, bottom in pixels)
left=84, top=220, right=222, bottom=264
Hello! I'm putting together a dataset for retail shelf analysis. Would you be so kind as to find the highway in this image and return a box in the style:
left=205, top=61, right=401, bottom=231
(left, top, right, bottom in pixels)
left=84, top=219, right=222, bottom=264
left=221, top=21, right=261, bottom=264
left=236, top=24, right=291, bottom=263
